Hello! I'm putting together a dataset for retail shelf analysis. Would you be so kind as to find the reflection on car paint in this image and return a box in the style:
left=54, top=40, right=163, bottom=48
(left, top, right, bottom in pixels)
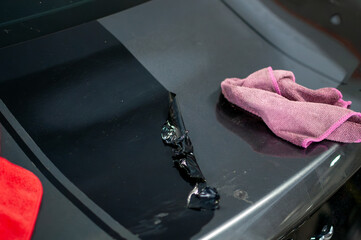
left=310, top=225, right=334, bottom=240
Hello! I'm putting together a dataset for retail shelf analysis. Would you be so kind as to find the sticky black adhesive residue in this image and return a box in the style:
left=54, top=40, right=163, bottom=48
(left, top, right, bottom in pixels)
left=161, top=93, right=220, bottom=210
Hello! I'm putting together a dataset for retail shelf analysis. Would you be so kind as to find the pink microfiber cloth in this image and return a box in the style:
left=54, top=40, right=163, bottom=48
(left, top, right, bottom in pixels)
left=0, top=157, right=43, bottom=240
left=221, top=67, right=361, bottom=148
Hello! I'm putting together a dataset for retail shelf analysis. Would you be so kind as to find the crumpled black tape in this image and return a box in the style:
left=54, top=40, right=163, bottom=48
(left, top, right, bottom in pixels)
left=161, top=93, right=220, bottom=210
left=187, top=182, right=220, bottom=210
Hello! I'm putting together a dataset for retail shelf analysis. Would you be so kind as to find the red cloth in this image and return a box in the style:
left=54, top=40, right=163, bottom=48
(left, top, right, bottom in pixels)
left=0, top=157, right=43, bottom=240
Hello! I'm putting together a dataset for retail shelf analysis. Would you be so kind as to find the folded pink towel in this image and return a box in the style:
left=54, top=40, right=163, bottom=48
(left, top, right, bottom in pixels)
left=221, top=67, right=361, bottom=148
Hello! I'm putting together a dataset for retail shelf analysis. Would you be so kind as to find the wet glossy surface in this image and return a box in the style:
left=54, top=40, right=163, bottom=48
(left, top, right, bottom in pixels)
left=0, top=122, right=114, bottom=240
left=99, top=0, right=361, bottom=238
left=0, top=0, right=148, bottom=48
left=0, top=0, right=360, bottom=239
left=276, top=0, right=361, bottom=57
left=0, top=22, right=214, bottom=239
left=224, top=0, right=359, bottom=82
left=284, top=165, right=361, bottom=240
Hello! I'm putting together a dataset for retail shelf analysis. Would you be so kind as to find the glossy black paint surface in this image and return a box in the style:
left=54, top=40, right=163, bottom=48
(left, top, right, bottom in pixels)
left=276, top=0, right=361, bottom=56
left=283, top=166, right=361, bottom=240
left=99, top=0, right=361, bottom=238
left=0, top=22, right=214, bottom=239
left=223, top=0, right=359, bottom=82
left=0, top=0, right=360, bottom=239
left=0, top=0, right=149, bottom=48
left=0, top=120, right=114, bottom=240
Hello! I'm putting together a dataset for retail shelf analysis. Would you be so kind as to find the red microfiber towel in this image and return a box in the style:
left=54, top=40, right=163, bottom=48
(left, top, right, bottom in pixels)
left=0, top=157, right=43, bottom=240
left=221, top=67, right=361, bottom=148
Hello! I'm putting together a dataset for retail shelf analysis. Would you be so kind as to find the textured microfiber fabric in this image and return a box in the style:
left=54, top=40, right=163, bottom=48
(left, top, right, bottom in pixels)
left=221, top=67, right=361, bottom=148
left=0, top=157, right=43, bottom=240
left=216, top=95, right=331, bottom=157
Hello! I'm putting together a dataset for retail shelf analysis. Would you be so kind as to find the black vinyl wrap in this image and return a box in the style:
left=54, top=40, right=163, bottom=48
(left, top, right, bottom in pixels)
left=0, top=21, right=214, bottom=239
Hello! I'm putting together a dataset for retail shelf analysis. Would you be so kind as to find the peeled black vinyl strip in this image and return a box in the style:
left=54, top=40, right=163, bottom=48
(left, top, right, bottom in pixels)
left=161, top=93, right=220, bottom=210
